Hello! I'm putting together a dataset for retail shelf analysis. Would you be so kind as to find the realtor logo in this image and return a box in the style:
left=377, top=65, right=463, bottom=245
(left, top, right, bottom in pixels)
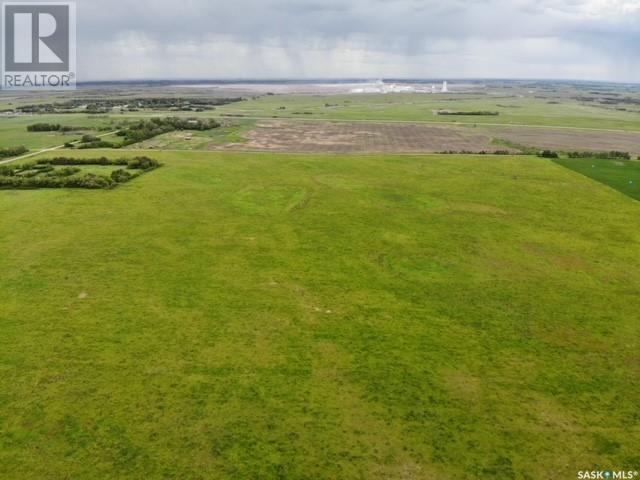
left=2, top=2, right=76, bottom=89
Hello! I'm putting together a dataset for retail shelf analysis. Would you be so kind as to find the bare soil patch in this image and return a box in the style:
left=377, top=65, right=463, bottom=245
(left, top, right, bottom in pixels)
left=210, top=120, right=503, bottom=153
left=489, top=126, right=640, bottom=154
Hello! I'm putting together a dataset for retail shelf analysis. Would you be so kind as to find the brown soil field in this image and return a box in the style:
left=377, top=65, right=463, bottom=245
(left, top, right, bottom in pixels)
left=488, top=126, right=640, bottom=153
left=213, top=120, right=503, bottom=153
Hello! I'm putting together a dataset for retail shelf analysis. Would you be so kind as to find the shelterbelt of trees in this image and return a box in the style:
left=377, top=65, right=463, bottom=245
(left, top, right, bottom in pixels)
left=0, top=156, right=161, bottom=189
left=15, top=97, right=244, bottom=114
left=0, top=146, right=28, bottom=159
left=26, top=123, right=79, bottom=132
left=74, top=117, right=222, bottom=149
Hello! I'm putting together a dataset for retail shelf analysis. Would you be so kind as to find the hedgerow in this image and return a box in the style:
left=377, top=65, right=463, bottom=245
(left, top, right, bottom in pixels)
left=0, top=146, right=28, bottom=159
left=567, top=151, right=631, bottom=160
left=0, top=156, right=161, bottom=190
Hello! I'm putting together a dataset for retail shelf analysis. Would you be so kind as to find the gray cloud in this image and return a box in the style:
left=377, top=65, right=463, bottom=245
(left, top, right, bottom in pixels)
left=71, top=0, right=640, bottom=82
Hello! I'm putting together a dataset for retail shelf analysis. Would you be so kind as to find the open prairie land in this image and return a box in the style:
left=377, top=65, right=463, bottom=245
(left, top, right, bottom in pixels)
left=4, top=85, right=640, bottom=157
left=1, top=150, right=639, bottom=479
left=213, top=90, right=640, bottom=131
left=0, top=115, right=116, bottom=149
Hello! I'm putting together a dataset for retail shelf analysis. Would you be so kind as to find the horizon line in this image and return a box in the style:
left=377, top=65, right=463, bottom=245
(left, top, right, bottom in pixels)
left=73, top=77, right=640, bottom=87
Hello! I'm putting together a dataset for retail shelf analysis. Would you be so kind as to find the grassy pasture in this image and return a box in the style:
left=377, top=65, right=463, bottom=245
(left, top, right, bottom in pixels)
left=1, top=150, right=639, bottom=479
left=214, top=93, right=640, bottom=131
left=4, top=91, right=640, bottom=157
left=554, top=157, right=640, bottom=201
left=0, top=115, right=118, bottom=150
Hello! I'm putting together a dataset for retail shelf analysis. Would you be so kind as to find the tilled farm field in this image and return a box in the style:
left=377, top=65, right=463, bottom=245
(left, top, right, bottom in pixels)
left=213, top=120, right=504, bottom=153
left=488, top=126, right=640, bottom=154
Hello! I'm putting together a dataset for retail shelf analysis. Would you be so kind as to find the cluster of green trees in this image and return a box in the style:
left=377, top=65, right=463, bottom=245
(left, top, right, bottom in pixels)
left=37, top=156, right=126, bottom=166
left=69, top=117, right=222, bottom=150
left=35, top=156, right=160, bottom=170
left=123, top=157, right=160, bottom=170
left=0, top=165, right=114, bottom=189
left=0, top=156, right=161, bottom=190
left=4, top=163, right=54, bottom=177
left=116, top=117, right=221, bottom=146
left=110, top=169, right=134, bottom=183
left=26, top=123, right=77, bottom=132
left=117, top=120, right=175, bottom=145
left=437, top=111, right=500, bottom=116
left=5, top=164, right=83, bottom=178
left=119, top=97, right=243, bottom=111
left=16, top=97, right=243, bottom=114
left=567, top=151, right=631, bottom=160
left=438, top=150, right=512, bottom=155
left=165, top=117, right=221, bottom=130
left=0, top=174, right=114, bottom=189
left=536, top=150, right=632, bottom=160
left=78, top=141, right=117, bottom=149
left=0, top=146, right=28, bottom=159
left=81, top=134, right=100, bottom=143
left=73, top=134, right=118, bottom=149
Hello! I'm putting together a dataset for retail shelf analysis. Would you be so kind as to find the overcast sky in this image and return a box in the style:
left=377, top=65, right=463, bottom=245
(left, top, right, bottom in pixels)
left=76, top=0, right=640, bottom=82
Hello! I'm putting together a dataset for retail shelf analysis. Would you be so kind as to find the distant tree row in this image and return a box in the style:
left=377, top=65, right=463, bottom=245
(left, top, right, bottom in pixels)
left=438, top=150, right=512, bottom=155
left=0, top=156, right=161, bottom=189
left=0, top=173, right=115, bottom=189
left=35, top=156, right=127, bottom=166
left=0, top=146, right=28, bottom=158
left=567, top=151, right=631, bottom=160
left=78, top=141, right=118, bottom=149
left=16, top=97, right=243, bottom=114
left=537, top=150, right=633, bottom=160
left=34, top=156, right=160, bottom=170
left=436, top=111, right=500, bottom=116
left=27, top=123, right=77, bottom=132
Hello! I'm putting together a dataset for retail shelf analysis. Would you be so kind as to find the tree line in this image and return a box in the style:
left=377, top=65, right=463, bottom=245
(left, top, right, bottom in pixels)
left=0, top=156, right=161, bottom=189
left=27, top=123, right=78, bottom=132
left=0, top=146, right=28, bottom=159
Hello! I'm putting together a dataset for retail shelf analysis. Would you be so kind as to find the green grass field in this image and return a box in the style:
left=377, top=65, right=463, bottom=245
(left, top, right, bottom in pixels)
left=214, top=93, right=640, bottom=131
left=1, top=150, right=639, bottom=479
left=3, top=90, right=640, bottom=161
left=0, top=115, right=121, bottom=150
left=554, top=157, right=640, bottom=201
left=5, top=89, right=640, bottom=156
